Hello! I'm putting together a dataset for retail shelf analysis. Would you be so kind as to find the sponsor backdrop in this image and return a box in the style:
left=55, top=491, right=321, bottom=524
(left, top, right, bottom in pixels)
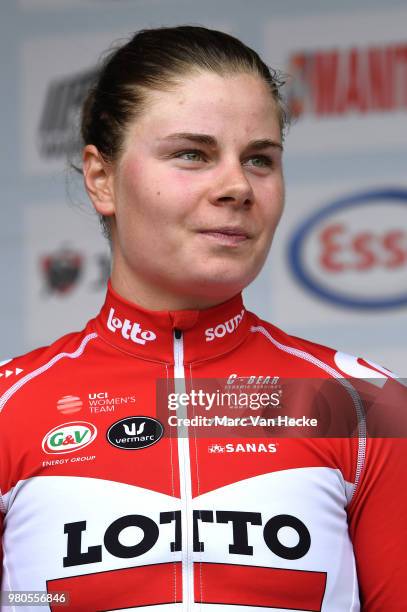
left=1, top=0, right=406, bottom=373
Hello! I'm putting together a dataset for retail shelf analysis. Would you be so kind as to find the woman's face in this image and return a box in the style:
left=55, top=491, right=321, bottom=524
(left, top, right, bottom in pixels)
left=87, top=71, right=285, bottom=309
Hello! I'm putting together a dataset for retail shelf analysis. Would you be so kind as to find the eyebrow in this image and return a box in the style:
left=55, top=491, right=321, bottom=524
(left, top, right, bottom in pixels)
left=158, top=132, right=283, bottom=151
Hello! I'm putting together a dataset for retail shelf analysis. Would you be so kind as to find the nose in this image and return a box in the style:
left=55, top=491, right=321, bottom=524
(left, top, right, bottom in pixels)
left=208, top=160, right=254, bottom=208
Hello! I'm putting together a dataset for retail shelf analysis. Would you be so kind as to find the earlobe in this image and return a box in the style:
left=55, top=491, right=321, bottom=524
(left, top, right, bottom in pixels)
left=83, top=145, right=116, bottom=216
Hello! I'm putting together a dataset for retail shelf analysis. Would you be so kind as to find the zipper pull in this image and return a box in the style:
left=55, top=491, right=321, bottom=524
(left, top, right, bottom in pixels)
left=174, top=328, right=182, bottom=340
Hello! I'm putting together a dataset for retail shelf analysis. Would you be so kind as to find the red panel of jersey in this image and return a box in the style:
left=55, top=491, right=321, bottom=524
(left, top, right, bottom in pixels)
left=1, top=282, right=406, bottom=611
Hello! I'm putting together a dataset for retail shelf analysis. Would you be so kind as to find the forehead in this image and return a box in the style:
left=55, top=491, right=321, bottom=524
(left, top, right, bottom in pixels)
left=126, top=71, right=281, bottom=145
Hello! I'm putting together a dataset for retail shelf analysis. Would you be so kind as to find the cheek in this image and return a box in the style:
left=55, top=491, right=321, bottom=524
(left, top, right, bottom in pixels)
left=115, top=170, right=194, bottom=243
left=260, top=179, right=285, bottom=224
left=116, top=164, right=162, bottom=222
left=275, top=184, right=285, bottom=221
left=162, top=167, right=204, bottom=202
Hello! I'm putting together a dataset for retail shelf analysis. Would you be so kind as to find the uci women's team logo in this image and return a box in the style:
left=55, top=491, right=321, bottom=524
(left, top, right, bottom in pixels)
left=42, top=421, right=97, bottom=454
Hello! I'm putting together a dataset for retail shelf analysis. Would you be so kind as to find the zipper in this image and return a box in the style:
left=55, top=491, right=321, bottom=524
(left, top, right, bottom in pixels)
left=173, top=328, right=194, bottom=610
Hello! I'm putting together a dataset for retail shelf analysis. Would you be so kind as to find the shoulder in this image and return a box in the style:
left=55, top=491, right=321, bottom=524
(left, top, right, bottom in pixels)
left=0, top=326, right=98, bottom=412
left=248, top=312, right=398, bottom=380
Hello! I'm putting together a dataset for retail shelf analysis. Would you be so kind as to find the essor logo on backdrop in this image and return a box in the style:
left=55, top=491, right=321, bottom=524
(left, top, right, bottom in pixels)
left=288, top=189, right=407, bottom=309
left=287, top=42, right=407, bottom=118
left=38, top=68, right=97, bottom=158
left=42, top=248, right=83, bottom=294
left=41, top=248, right=110, bottom=295
left=106, top=416, right=163, bottom=450
left=107, top=308, right=157, bottom=345
left=42, top=421, right=97, bottom=454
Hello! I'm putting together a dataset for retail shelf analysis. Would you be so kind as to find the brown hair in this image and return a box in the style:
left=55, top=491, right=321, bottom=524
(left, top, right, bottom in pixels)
left=80, top=25, right=289, bottom=239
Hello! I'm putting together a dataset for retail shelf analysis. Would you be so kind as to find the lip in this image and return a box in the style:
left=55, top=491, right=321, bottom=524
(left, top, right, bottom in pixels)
left=197, top=227, right=251, bottom=246
left=198, top=227, right=251, bottom=238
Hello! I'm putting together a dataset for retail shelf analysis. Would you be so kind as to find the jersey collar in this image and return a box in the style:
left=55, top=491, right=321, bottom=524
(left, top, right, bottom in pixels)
left=93, top=281, right=250, bottom=363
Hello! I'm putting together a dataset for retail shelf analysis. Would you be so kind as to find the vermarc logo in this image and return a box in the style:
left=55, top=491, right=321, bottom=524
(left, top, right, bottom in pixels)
left=106, top=416, right=163, bottom=450
left=107, top=308, right=156, bottom=345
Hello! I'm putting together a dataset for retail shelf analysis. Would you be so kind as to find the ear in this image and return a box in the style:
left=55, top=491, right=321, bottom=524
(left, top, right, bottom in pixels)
left=83, top=144, right=116, bottom=216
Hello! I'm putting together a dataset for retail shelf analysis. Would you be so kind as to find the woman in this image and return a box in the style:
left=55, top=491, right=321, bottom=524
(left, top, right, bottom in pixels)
left=0, top=25, right=405, bottom=611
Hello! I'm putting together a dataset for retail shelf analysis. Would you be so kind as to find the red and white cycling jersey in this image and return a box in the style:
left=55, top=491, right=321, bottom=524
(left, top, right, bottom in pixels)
left=0, top=282, right=406, bottom=611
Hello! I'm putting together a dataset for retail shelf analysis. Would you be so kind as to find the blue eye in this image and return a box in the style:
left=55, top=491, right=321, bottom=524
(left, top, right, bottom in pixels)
left=245, top=155, right=273, bottom=168
left=175, top=150, right=205, bottom=161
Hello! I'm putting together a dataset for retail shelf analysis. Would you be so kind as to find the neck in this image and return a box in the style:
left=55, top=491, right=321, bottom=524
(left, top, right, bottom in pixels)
left=110, top=263, right=239, bottom=312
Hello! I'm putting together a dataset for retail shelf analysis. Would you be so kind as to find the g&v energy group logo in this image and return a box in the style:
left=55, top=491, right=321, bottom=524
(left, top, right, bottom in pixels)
left=288, top=189, right=407, bottom=309
left=42, top=422, right=97, bottom=454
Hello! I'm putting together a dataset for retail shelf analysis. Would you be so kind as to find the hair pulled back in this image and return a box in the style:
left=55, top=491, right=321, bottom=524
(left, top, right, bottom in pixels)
left=80, top=25, right=289, bottom=238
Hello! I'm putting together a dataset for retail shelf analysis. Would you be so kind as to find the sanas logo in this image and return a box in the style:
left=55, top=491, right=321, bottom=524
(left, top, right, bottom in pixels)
left=42, top=421, right=97, bottom=455
left=209, top=443, right=277, bottom=453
